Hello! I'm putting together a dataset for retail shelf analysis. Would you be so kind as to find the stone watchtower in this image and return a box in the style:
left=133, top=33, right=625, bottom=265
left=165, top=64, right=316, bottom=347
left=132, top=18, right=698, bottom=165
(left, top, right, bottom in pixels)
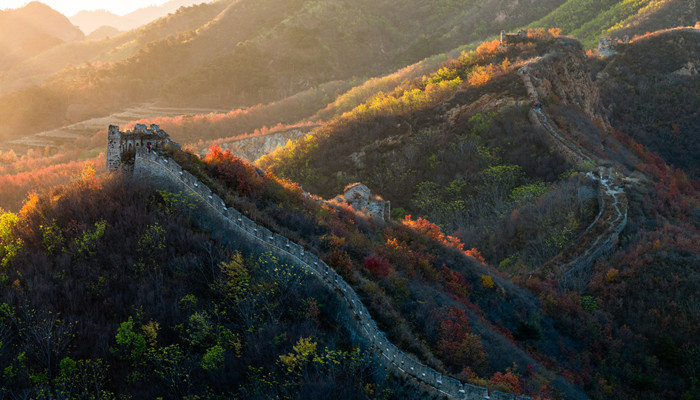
left=107, top=124, right=174, bottom=172
left=341, top=182, right=391, bottom=221
left=597, top=36, right=628, bottom=57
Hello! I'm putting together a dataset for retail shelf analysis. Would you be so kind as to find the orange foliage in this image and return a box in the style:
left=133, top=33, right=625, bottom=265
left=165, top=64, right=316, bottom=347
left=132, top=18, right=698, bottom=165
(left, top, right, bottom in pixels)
left=547, top=28, right=562, bottom=37
left=0, top=153, right=106, bottom=211
left=466, top=248, right=486, bottom=264
left=403, top=215, right=464, bottom=250
left=476, top=39, right=501, bottom=56
left=488, top=370, right=522, bottom=393
left=467, top=65, right=495, bottom=87
left=403, top=215, right=488, bottom=264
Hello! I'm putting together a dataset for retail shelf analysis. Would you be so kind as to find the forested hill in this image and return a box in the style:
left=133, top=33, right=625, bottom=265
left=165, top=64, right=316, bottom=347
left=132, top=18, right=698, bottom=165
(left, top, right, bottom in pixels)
left=260, top=28, right=700, bottom=399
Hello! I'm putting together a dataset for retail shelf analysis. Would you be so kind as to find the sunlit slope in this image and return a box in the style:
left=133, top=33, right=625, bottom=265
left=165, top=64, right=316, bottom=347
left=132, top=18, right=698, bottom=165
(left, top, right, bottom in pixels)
left=0, top=0, right=568, bottom=143
left=529, top=0, right=696, bottom=48
left=0, top=1, right=229, bottom=96
left=0, top=1, right=84, bottom=70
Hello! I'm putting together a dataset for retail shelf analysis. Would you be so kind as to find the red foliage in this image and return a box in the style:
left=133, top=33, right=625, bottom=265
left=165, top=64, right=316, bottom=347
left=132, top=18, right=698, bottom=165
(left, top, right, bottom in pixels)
left=488, top=370, right=522, bottom=393
left=363, top=254, right=395, bottom=279
left=434, top=306, right=487, bottom=371
left=204, top=145, right=263, bottom=196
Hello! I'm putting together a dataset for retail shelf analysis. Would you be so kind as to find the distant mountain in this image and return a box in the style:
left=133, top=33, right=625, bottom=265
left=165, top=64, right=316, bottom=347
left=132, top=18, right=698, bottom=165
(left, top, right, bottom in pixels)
left=69, top=0, right=210, bottom=35
left=0, top=1, right=228, bottom=96
left=0, top=1, right=84, bottom=69
left=85, top=25, right=121, bottom=41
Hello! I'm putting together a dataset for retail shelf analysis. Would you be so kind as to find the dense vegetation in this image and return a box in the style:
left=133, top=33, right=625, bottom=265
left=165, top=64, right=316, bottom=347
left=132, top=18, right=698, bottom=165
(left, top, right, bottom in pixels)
left=159, top=140, right=700, bottom=399
left=261, top=31, right=602, bottom=270
left=0, top=173, right=394, bottom=399
left=527, top=0, right=695, bottom=48
left=0, top=2, right=697, bottom=398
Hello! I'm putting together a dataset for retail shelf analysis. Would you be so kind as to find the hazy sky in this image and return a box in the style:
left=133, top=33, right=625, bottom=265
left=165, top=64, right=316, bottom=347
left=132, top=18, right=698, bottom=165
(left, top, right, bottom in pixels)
left=1, top=1, right=173, bottom=17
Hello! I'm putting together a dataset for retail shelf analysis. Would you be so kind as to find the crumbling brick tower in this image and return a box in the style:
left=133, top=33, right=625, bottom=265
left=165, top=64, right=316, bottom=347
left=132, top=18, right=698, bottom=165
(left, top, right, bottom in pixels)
left=107, top=124, right=174, bottom=172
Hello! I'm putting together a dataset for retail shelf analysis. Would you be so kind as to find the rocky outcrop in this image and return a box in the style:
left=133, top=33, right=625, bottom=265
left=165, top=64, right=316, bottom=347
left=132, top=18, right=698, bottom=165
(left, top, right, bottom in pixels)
left=524, top=38, right=611, bottom=131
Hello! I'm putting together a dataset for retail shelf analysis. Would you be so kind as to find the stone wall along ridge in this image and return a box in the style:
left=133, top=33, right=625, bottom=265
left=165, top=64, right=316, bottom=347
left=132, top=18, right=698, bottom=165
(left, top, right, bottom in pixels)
left=132, top=148, right=533, bottom=400
left=519, top=60, right=628, bottom=290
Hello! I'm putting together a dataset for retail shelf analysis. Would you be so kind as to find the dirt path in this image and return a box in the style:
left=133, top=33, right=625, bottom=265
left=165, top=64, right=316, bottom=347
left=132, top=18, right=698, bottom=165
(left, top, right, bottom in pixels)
left=520, top=68, right=628, bottom=290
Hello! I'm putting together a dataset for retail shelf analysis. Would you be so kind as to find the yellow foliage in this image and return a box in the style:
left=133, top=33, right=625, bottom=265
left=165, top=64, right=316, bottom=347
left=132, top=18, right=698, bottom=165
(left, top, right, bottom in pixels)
left=606, top=268, right=620, bottom=283
left=141, top=321, right=160, bottom=347
left=481, top=274, right=495, bottom=289
left=279, top=337, right=318, bottom=374
left=500, top=57, right=511, bottom=72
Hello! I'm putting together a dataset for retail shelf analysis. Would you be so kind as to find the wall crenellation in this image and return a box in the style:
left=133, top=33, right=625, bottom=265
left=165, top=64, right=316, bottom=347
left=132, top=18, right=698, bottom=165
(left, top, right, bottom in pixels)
left=119, top=127, right=533, bottom=400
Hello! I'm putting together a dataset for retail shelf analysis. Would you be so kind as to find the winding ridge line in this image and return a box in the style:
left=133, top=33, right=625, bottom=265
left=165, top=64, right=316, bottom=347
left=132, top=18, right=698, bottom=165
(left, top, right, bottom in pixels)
left=132, top=148, right=534, bottom=400
left=520, top=66, right=628, bottom=290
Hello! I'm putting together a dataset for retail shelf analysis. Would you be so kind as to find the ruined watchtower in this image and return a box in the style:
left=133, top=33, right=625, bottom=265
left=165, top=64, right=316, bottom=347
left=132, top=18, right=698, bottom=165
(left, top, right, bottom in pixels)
left=107, top=124, right=174, bottom=172
left=340, top=182, right=391, bottom=221
left=597, top=35, right=629, bottom=57
left=500, top=29, right=529, bottom=47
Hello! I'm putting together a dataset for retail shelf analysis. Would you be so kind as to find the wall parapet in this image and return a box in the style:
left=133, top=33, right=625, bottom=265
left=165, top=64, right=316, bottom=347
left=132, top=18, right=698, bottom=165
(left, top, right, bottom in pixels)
left=131, top=147, right=533, bottom=400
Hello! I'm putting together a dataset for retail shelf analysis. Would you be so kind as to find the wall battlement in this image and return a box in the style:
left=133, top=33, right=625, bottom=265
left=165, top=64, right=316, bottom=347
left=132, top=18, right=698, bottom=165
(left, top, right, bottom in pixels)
left=107, top=124, right=177, bottom=172
left=500, top=30, right=531, bottom=47
left=114, top=127, right=533, bottom=400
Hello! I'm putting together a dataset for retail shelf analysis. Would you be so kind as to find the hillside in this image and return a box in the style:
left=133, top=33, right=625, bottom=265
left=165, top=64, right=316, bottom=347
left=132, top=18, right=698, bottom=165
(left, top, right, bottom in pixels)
left=0, top=0, right=570, bottom=145
left=0, top=0, right=693, bottom=155
left=261, top=31, right=700, bottom=398
left=0, top=174, right=394, bottom=399
left=528, top=0, right=697, bottom=48
left=0, top=1, right=228, bottom=97
left=596, top=27, right=700, bottom=179
left=0, top=2, right=84, bottom=70
left=85, top=25, right=122, bottom=41
left=0, top=27, right=698, bottom=398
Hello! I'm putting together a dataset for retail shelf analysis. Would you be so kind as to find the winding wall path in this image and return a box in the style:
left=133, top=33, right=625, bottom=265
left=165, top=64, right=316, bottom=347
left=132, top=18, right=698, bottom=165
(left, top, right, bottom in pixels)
left=520, top=67, right=628, bottom=290
left=132, top=149, right=534, bottom=400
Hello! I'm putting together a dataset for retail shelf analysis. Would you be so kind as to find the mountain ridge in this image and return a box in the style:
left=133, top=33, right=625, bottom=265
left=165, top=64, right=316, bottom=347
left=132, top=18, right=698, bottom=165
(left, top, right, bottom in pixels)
left=69, top=0, right=209, bottom=35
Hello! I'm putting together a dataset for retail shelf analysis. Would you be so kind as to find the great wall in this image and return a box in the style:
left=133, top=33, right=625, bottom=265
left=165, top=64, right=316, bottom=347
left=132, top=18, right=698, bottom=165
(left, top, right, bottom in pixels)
left=520, top=57, right=628, bottom=290
left=107, top=124, right=535, bottom=399
left=101, top=38, right=633, bottom=399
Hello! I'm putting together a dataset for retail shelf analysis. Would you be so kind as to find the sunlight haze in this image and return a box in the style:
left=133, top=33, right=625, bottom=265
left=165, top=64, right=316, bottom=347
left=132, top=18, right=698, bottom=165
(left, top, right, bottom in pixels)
left=1, top=0, right=173, bottom=17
